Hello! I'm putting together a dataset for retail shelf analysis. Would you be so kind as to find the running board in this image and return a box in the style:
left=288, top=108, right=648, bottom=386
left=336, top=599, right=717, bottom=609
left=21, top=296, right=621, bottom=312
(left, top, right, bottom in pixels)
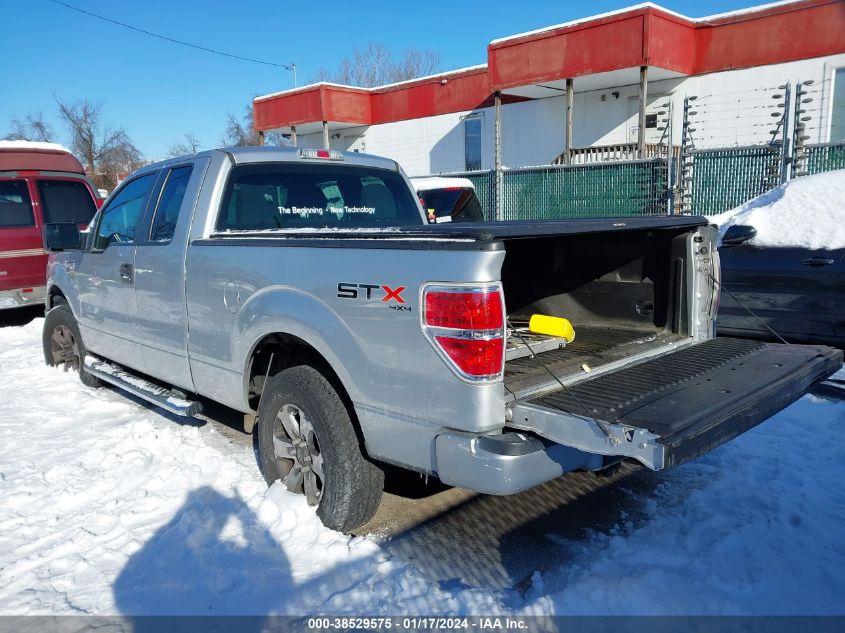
left=83, top=355, right=203, bottom=417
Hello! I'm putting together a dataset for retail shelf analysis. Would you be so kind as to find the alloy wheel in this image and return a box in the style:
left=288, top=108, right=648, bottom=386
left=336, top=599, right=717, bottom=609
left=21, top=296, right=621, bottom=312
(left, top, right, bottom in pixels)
left=272, top=403, right=324, bottom=505
left=50, top=325, right=80, bottom=372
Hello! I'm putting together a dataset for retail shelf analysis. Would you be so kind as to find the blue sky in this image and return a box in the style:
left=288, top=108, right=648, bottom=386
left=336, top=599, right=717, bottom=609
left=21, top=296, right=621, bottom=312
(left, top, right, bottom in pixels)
left=1, top=0, right=766, bottom=158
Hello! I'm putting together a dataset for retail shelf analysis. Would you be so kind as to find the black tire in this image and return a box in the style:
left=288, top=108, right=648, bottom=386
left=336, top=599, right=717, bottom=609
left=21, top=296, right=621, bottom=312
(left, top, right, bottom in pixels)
left=42, top=304, right=101, bottom=388
left=256, top=365, right=384, bottom=532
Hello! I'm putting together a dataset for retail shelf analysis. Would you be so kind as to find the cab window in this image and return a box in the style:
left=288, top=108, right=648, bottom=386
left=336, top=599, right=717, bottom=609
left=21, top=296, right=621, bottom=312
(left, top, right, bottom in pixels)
left=149, top=166, right=193, bottom=243
left=94, top=173, right=157, bottom=250
left=217, top=163, right=422, bottom=231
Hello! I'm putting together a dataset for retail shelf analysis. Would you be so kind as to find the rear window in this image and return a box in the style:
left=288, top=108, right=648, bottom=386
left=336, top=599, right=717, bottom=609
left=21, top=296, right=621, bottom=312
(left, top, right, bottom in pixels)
left=37, top=179, right=97, bottom=225
left=418, top=188, right=484, bottom=223
left=216, top=163, right=423, bottom=231
left=0, top=180, right=35, bottom=228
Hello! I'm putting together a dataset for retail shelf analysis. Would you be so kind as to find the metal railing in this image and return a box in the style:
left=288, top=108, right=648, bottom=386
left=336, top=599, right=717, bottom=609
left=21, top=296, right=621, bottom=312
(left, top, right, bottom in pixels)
left=553, top=143, right=680, bottom=165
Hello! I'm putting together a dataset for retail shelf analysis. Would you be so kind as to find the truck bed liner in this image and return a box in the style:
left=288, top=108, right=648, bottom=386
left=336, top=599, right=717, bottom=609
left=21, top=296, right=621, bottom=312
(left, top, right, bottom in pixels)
left=504, top=326, right=686, bottom=399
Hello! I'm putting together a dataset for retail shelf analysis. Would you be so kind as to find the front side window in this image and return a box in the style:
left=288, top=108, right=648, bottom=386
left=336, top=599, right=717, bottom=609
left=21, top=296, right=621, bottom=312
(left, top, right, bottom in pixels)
left=464, top=116, right=482, bottom=171
left=149, top=166, right=193, bottom=242
left=37, top=179, right=97, bottom=225
left=0, top=180, right=35, bottom=228
left=94, top=173, right=158, bottom=250
left=216, top=163, right=423, bottom=231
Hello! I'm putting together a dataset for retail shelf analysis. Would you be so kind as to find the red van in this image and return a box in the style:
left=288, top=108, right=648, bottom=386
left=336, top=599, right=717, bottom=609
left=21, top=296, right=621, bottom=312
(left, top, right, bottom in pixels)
left=0, top=142, right=101, bottom=310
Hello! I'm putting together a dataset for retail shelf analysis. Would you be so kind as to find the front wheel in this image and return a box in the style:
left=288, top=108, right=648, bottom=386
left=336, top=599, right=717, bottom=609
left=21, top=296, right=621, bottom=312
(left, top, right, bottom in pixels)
left=42, top=305, right=101, bottom=388
left=256, top=365, right=384, bottom=532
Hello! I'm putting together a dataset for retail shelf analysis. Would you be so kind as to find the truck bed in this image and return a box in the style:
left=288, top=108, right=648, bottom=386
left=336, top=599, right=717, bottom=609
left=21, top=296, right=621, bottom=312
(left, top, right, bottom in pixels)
left=504, top=325, right=688, bottom=400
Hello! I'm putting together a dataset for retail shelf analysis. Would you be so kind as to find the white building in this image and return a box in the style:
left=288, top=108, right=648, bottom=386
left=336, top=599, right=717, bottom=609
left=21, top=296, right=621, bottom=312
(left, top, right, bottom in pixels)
left=254, top=0, right=845, bottom=179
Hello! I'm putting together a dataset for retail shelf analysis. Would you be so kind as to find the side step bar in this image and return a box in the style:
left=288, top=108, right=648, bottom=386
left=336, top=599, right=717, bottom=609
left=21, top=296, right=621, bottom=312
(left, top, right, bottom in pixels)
left=84, top=355, right=203, bottom=417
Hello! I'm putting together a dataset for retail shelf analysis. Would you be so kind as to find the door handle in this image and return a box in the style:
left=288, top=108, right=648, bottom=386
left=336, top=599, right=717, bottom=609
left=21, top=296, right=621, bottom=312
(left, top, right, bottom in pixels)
left=119, top=262, right=133, bottom=282
left=802, top=257, right=835, bottom=267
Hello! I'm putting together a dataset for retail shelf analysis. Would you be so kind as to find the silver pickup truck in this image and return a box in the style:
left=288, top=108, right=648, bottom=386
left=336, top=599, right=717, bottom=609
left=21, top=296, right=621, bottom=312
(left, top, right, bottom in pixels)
left=42, top=146, right=842, bottom=531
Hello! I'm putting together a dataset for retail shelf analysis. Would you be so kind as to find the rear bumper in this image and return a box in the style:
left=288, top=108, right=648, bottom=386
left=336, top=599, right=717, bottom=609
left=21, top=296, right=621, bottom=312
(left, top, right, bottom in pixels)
left=425, top=339, right=841, bottom=496
left=0, top=286, right=46, bottom=310
left=434, top=431, right=603, bottom=495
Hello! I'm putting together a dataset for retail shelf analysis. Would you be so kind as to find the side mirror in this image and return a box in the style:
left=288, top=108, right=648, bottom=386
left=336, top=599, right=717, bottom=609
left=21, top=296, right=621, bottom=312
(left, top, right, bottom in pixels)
left=43, top=223, right=81, bottom=251
left=722, top=224, right=757, bottom=246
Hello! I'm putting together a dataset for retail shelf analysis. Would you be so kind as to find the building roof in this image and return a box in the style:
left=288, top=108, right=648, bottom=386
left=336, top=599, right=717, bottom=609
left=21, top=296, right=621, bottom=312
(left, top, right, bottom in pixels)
left=253, top=0, right=845, bottom=132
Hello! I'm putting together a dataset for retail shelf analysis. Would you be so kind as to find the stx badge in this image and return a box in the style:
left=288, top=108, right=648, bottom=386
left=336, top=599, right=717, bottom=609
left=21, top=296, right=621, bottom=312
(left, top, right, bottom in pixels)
left=337, top=282, right=407, bottom=304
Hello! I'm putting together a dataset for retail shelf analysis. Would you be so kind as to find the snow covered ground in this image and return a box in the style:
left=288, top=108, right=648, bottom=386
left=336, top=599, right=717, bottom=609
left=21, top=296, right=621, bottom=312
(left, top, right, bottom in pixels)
left=1, top=317, right=844, bottom=616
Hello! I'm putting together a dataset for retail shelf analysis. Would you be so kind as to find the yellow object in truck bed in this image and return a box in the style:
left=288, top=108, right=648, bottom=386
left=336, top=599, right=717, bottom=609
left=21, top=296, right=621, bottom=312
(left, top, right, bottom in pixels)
left=528, top=314, right=575, bottom=343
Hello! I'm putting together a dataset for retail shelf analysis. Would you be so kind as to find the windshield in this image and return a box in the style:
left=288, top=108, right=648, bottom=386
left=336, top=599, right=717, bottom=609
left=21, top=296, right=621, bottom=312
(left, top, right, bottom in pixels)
left=418, top=188, right=484, bottom=223
left=217, top=163, right=424, bottom=231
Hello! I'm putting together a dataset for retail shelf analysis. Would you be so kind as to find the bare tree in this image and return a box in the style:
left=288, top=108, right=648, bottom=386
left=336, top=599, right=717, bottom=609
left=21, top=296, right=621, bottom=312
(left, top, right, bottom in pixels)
left=312, top=44, right=442, bottom=88
left=223, top=108, right=262, bottom=147
left=56, top=99, right=144, bottom=190
left=5, top=113, right=54, bottom=142
left=222, top=103, right=285, bottom=147
left=168, top=133, right=202, bottom=157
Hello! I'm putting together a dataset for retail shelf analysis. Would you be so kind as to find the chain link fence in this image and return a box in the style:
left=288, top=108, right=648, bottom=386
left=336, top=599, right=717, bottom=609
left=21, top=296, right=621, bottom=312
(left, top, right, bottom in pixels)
left=685, top=146, right=782, bottom=214
left=420, top=159, right=669, bottom=221
left=800, top=142, right=845, bottom=176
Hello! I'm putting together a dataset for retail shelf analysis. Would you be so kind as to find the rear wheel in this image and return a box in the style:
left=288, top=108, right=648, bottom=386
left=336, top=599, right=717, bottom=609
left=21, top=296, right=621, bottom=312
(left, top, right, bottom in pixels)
left=256, top=365, right=384, bottom=532
left=42, top=305, right=100, bottom=388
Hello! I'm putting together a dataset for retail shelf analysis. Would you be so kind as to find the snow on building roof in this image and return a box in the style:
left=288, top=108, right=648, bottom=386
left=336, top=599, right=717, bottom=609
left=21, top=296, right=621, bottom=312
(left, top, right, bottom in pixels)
left=489, top=0, right=803, bottom=45
left=254, top=65, right=489, bottom=103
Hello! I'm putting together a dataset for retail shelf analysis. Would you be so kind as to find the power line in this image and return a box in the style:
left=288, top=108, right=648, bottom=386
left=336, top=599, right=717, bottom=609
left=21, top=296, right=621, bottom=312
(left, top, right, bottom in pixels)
left=49, top=0, right=294, bottom=70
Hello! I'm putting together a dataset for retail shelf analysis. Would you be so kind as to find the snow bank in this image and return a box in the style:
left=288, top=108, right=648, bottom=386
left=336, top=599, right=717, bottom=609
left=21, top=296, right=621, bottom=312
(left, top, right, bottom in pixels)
left=0, top=140, right=71, bottom=153
left=708, top=170, right=845, bottom=251
left=0, top=318, right=843, bottom=615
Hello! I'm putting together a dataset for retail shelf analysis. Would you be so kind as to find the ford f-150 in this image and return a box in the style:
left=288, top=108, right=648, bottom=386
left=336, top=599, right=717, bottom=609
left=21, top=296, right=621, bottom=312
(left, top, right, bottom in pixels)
left=42, top=146, right=842, bottom=531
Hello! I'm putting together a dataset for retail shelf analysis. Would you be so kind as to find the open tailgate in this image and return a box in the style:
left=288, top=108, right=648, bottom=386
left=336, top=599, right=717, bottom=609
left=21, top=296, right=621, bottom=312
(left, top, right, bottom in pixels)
left=508, top=338, right=842, bottom=470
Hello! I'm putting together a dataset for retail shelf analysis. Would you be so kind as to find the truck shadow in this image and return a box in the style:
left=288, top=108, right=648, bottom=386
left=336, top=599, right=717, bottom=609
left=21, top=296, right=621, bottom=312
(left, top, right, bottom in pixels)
left=113, top=486, right=294, bottom=628
left=111, top=395, right=668, bottom=616
left=111, top=469, right=664, bottom=620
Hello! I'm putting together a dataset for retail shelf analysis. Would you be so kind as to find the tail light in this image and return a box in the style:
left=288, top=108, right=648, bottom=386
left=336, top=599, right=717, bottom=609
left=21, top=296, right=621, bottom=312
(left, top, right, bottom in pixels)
left=421, top=284, right=505, bottom=381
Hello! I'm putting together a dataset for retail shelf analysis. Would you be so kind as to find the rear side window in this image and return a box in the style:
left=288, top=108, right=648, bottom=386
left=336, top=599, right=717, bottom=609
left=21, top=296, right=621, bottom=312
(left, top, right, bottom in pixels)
left=216, top=163, right=423, bottom=231
left=0, top=180, right=35, bottom=228
left=149, top=165, right=193, bottom=242
left=37, top=179, right=97, bottom=225
left=94, top=173, right=158, bottom=250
